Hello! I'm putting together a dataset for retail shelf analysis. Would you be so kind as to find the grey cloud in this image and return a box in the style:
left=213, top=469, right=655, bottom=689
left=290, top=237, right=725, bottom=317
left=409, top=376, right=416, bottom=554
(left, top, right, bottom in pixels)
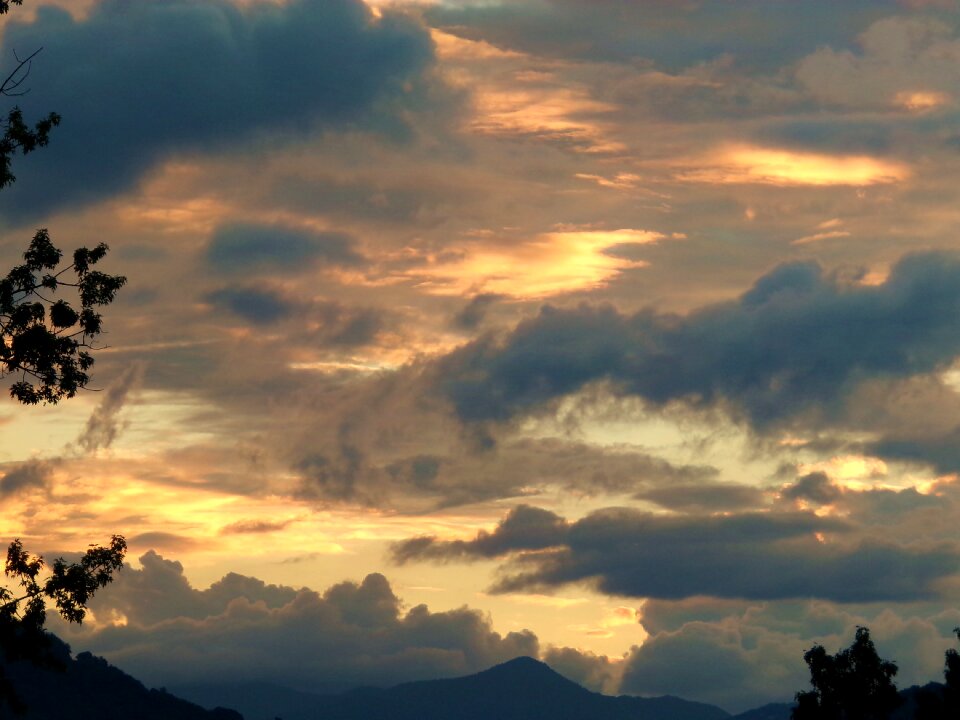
left=426, top=0, right=902, bottom=72
left=204, top=287, right=385, bottom=342
left=128, top=532, right=200, bottom=554
left=453, top=293, right=504, bottom=331
left=872, top=428, right=960, bottom=474
left=206, top=287, right=296, bottom=325
left=491, top=507, right=956, bottom=602
left=219, top=518, right=296, bottom=535
left=621, top=599, right=960, bottom=712
left=0, top=459, right=53, bottom=497
left=206, top=223, right=366, bottom=274
left=313, top=301, right=385, bottom=347
left=635, top=482, right=765, bottom=513
left=76, top=363, right=143, bottom=454
left=392, top=505, right=567, bottom=564
left=638, top=597, right=758, bottom=636
left=437, top=252, right=960, bottom=431
left=396, top=504, right=959, bottom=602
left=540, top=647, right=618, bottom=695
left=620, top=618, right=809, bottom=712
left=0, top=0, right=435, bottom=220
left=63, top=554, right=539, bottom=693
left=294, top=426, right=718, bottom=509
left=782, top=472, right=842, bottom=505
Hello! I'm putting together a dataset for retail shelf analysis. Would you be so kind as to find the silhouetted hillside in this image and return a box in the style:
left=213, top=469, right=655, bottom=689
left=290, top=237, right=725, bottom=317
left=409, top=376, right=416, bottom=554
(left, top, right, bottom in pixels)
left=183, top=656, right=731, bottom=720
left=729, top=703, right=794, bottom=720
left=0, top=634, right=242, bottom=720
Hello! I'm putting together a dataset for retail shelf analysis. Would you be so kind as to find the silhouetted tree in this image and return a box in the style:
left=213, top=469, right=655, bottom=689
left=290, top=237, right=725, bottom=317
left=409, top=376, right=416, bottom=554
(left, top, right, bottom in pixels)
left=792, top=627, right=901, bottom=720
left=916, top=627, right=960, bottom=720
left=0, top=537, right=126, bottom=713
left=0, top=1, right=127, bottom=713
left=945, top=627, right=960, bottom=715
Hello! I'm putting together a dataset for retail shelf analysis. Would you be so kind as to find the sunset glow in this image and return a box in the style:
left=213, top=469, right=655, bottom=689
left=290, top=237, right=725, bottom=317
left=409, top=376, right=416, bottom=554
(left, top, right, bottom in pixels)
left=3, top=1, right=960, bottom=715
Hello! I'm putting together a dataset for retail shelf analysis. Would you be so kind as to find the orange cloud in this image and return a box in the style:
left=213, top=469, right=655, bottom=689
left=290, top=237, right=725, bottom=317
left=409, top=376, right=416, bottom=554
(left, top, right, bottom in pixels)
left=677, top=145, right=910, bottom=187
left=412, top=229, right=666, bottom=298
left=894, top=90, right=951, bottom=112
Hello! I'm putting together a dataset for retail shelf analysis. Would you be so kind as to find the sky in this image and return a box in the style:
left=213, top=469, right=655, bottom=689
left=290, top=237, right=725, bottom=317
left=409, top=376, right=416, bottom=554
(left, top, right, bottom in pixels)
left=4, top=0, right=960, bottom=713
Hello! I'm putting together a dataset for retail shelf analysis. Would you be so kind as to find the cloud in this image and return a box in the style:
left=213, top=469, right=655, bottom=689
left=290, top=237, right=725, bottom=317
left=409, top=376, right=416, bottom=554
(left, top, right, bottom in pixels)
left=453, top=293, right=504, bottom=331
left=634, top=482, right=765, bottom=513
left=540, top=646, right=619, bottom=695
left=205, top=287, right=296, bottom=325
left=293, top=423, right=719, bottom=510
left=425, top=0, right=897, bottom=72
left=796, top=17, right=960, bottom=110
left=0, top=0, right=435, bottom=220
left=392, top=505, right=567, bottom=564
left=622, top=597, right=960, bottom=712
left=75, top=363, right=143, bottom=454
left=411, top=229, right=663, bottom=299
left=0, top=459, right=53, bottom=498
left=436, top=252, right=960, bottom=431
left=781, top=472, right=843, bottom=505
left=61, top=553, right=539, bottom=692
left=394, top=505, right=960, bottom=602
left=206, top=222, right=366, bottom=274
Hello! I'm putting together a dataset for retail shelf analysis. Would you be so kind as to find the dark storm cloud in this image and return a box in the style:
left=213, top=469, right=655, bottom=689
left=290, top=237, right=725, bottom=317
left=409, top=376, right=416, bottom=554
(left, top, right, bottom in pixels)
left=206, top=223, right=366, bottom=274
left=394, top=505, right=960, bottom=602
left=425, top=0, right=914, bottom=72
left=437, top=252, right=960, bottom=431
left=0, top=0, right=435, bottom=220
left=67, top=553, right=539, bottom=692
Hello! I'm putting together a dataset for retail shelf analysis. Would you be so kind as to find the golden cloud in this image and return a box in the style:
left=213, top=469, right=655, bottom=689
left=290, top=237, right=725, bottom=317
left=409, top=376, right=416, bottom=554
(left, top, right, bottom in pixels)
left=412, top=228, right=667, bottom=298
left=676, top=145, right=910, bottom=187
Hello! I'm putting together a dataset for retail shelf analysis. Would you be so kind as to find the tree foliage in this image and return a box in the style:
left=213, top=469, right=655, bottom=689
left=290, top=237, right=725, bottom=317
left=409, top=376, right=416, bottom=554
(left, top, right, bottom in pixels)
left=792, top=626, right=900, bottom=720
left=0, top=229, right=126, bottom=404
left=0, top=0, right=127, bottom=713
left=0, top=537, right=127, bottom=713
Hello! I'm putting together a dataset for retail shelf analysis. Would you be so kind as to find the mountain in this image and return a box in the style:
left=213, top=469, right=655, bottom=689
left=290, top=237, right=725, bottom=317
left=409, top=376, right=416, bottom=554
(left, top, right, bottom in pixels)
left=0, top=634, right=242, bottom=720
left=181, top=656, right=731, bottom=720
left=730, top=703, right=793, bottom=720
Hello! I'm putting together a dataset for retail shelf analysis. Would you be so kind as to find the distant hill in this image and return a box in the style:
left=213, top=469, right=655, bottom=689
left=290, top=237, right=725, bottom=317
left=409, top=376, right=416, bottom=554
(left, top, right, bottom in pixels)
left=0, top=634, right=242, bottom=720
left=729, top=702, right=793, bottom=720
left=180, top=656, right=731, bottom=720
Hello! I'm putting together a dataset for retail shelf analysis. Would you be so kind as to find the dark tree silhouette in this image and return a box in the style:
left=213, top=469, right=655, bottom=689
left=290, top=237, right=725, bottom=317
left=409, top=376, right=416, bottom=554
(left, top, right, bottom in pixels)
left=945, top=627, right=960, bottom=714
left=916, top=627, right=960, bottom=720
left=792, top=627, right=900, bottom=720
left=0, top=1, right=127, bottom=714
left=0, top=537, right=126, bottom=714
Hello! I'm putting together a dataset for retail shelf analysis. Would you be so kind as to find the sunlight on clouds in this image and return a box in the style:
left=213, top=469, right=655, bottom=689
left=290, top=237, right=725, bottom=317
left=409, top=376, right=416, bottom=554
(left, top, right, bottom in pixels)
left=432, top=29, right=622, bottom=152
left=895, top=90, right=951, bottom=112
left=677, top=145, right=910, bottom=187
left=798, top=455, right=889, bottom=490
left=791, top=230, right=852, bottom=246
left=413, top=229, right=665, bottom=298
left=471, top=84, right=624, bottom=152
